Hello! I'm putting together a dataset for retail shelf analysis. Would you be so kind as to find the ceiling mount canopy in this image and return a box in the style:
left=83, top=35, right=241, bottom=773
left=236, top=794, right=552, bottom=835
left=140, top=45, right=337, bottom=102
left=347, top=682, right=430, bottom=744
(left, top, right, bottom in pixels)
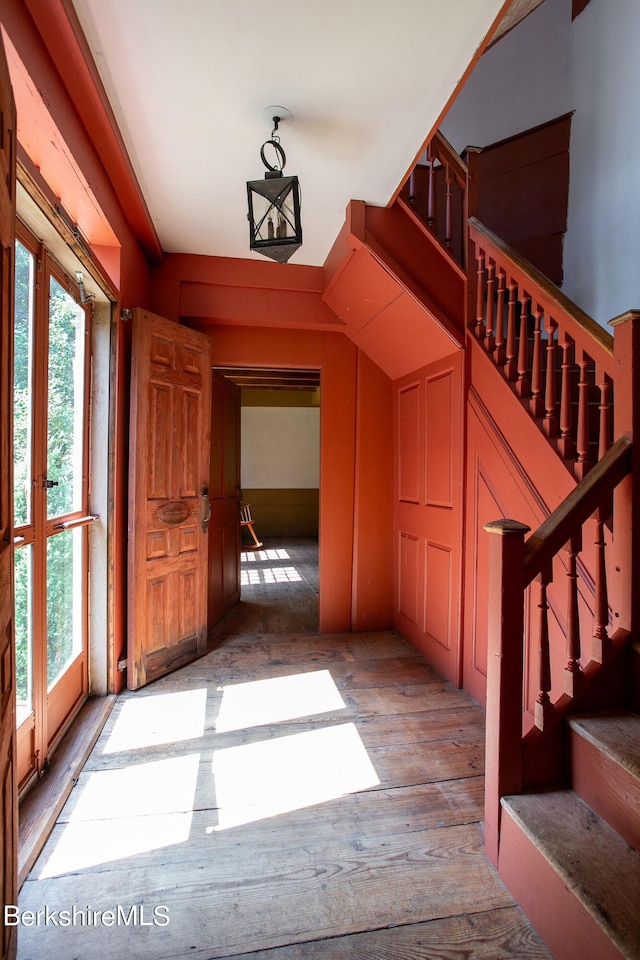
left=247, top=107, right=302, bottom=264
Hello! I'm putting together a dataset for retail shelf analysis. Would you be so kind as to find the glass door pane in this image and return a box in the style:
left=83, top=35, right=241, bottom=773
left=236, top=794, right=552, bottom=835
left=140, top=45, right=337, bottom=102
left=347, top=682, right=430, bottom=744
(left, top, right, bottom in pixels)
left=14, top=544, right=33, bottom=724
left=14, top=240, right=34, bottom=527
left=46, top=529, right=83, bottom=689
left=47, top=277, right=86, bottom=520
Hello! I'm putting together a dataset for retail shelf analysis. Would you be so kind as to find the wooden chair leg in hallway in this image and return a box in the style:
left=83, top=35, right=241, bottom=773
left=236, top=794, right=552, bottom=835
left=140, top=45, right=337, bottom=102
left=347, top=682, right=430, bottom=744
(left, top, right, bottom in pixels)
left=240, top=503, right=263, bottom=549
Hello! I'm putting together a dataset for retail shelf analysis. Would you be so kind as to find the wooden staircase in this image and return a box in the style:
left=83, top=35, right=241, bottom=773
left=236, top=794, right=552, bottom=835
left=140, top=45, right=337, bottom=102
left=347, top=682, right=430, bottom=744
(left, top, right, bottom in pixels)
left=403, top=130, right=640, bottom=960
left=500, top=709, right=640, bottom=960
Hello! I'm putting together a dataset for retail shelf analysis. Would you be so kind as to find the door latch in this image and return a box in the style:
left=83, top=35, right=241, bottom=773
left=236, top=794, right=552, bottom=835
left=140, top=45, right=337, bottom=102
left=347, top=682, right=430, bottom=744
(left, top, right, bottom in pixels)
left=42, top=478, right=59, bottom=489
left=200, top=484, right=212, bottom=533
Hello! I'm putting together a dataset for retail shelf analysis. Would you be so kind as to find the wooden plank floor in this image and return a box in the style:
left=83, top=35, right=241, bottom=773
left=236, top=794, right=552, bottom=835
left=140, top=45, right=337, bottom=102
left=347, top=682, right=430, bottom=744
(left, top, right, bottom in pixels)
left=17, top=541, right=552, bottom=960
left=211, top=538, right=320, bottom=637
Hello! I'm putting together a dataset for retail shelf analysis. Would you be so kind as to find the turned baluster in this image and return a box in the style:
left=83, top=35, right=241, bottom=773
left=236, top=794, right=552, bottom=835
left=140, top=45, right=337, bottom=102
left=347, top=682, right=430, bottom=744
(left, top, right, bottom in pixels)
left=557, top=330, right=574, bottom=459
left=505, top=279, right=518, bottom=381
left=444, top=164, right=454, bottom=250
left=516, top=292, right=531, bottom=398
left=426, top=145, right=436, bottom=231
left=597, top=370, right=612, bottom=461
left=408, top=168, right=417, bottom=207
left=575, top=349, right=592, bottom=479
left=564, top=531, right=583, bottom=699
left=592, top=511, right=611, bottom=663
left=494, top=269, right=506, bottom=365
left=475, top=248, right=486, bottom=341
left=534, top=562, right=554, bottom=731
left=485, top=260, right=496, bottom=353
left=529, top=303, right=544, bottom=418
left=544, top=316, right=558, bottom=438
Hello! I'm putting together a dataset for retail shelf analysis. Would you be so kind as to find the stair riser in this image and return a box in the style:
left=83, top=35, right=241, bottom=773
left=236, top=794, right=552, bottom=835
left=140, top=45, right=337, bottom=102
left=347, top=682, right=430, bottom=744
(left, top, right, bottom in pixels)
left=570, top=731, right=640, bottom=852
left=499, top=810, right=628, bottom=960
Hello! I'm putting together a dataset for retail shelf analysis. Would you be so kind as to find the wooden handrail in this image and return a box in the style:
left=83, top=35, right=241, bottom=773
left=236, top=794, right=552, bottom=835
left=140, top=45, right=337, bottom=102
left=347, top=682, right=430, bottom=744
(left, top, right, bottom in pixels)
left=524, top=436, right=632, bottom=582
left=469, top=217, right=614, bottom=370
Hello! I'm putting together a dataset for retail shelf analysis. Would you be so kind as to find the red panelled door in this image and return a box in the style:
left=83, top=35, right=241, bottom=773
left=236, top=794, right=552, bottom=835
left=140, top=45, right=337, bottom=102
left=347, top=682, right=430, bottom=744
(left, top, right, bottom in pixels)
left=0, top=33, right=18, bottom=960
left=127, top=310, right=212, bottom=689
left=394, top=352, right=464, bottom=685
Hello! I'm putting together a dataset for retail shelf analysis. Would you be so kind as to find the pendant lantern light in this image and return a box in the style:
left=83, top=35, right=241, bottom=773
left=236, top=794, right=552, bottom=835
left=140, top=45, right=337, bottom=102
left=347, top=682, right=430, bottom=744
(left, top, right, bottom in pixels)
left=247, top=111, right=302, bottom=263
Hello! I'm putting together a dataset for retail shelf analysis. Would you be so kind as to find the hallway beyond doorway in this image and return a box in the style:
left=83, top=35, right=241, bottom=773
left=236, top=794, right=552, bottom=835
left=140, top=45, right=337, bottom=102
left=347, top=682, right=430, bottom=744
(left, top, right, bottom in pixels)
left=211, top=537, right=319, bottom=638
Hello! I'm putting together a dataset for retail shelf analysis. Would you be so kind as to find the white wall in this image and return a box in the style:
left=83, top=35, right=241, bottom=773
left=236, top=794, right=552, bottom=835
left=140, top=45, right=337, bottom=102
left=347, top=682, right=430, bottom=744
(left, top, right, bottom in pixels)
left=441, top=0, right=572, bottom=155
left=241, top=407, right=320, bottom=488
left=441, top=0, right=640, bottom=327
left=562, top=0, right=640, bottom=323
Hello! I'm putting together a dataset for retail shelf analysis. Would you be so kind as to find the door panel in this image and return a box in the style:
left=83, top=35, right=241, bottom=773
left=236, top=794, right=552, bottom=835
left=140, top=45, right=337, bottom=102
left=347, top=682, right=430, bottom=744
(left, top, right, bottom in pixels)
left=0, top=31, right=17, bottom=960
left=207, top=373, right=240, bottom=629
left=128, top=310, right=212, bottom=689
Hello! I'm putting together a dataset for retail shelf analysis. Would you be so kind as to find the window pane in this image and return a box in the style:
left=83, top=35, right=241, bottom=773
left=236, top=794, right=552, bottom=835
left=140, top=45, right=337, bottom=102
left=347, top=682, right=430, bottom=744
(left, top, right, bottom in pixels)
left=14, top=241, right=34, bottom=527
left=14, top=544, right=33, bottom=724
left=47, top=278, right=86, bottom=519
left=47, top=529, right=83, bottom=689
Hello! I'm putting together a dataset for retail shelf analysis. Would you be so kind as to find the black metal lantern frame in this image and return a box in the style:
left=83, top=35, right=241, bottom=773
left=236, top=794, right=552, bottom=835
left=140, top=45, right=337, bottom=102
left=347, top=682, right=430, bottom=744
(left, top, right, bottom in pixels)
left=247, top=120, right=302, bottom=263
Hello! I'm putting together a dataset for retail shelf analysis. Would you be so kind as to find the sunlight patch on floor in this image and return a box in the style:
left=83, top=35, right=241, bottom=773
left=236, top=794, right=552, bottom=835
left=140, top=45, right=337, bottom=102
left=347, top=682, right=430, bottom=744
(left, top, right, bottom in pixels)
left=62, top=753, right=201, bottom=822
left=241, top=548, right=291, bottom=562
left=34, top=811, right=193, bottom=879
left=215, top=670, right=346, bottom=732
left=240, top=565, right=303, bottom=586
left=211, top=723, right=380, bottom=830
left=102, top=688, right=208, bottom=753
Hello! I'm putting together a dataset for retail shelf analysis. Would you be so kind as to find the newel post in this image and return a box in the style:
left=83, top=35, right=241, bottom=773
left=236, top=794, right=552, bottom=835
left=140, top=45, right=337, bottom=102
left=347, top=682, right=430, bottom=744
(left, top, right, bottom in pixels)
left=483, top=519, right=530, bottom=867
left=610, top=311, right=640, bottom=635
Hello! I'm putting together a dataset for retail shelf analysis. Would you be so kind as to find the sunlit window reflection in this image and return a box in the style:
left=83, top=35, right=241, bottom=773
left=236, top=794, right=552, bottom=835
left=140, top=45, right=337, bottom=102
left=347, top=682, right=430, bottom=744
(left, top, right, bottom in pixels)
left=102, top=688, right=207, bottom=753
left=36, top=811, right=193, bottom=879
left=240, top=565, right=303, bottom=586
left=216, top=670, right=346, bottom=732
left=241, top=548, right=291, bottom=562
left=211, top=723, right=380, bottom=830
left=62, top=753, right=201, bottom=823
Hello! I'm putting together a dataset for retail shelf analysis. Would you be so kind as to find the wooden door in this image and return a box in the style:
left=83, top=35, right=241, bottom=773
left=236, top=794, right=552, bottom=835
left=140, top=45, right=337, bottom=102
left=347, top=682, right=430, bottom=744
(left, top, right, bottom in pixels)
left=128, top=310, right=212, bottom=689
left=207, top=372, right=240, bottom=629
left=0, top=33, right=18, bottom=960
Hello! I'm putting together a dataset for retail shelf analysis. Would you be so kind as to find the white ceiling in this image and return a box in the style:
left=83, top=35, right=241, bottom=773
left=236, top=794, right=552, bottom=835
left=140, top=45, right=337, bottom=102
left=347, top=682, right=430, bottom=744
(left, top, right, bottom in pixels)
left=71, top=0, right=508, bottom=267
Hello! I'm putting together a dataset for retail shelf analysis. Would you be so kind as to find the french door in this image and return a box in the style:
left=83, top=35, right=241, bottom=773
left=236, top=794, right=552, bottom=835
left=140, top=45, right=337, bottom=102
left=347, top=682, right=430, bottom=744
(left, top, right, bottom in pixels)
left=13, top=222, right=92, bottom=791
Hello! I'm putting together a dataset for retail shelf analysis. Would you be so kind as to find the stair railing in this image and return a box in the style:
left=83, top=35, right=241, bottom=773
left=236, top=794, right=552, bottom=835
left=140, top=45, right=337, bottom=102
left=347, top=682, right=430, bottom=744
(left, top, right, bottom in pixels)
left=402, top=130, right=475, bottom=269
left=469, top=218, right=615, bottom=479
left=483, top=435, right=633, bottom=866
left=403, top=131, right=640, bottom=869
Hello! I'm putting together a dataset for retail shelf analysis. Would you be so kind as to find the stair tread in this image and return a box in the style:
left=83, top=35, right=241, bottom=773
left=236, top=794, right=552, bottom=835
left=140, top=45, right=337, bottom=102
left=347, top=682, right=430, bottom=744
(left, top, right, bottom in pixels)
left=569, top=711, right=640, bottom=781
left=502, top=790, right=640, bottom=960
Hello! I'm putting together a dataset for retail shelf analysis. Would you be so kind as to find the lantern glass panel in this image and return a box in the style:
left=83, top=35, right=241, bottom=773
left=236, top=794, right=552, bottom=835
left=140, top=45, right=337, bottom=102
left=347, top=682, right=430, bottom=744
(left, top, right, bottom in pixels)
left=252, top=182, right=297, bottom=243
